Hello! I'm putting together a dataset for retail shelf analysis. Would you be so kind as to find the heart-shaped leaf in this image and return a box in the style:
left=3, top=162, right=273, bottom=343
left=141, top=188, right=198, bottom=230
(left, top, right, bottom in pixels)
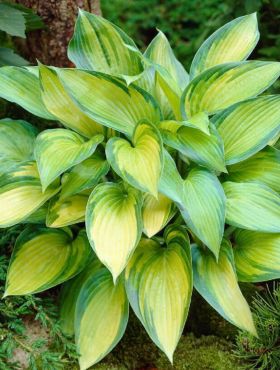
left=86, top=181, right=143, bottom=282
left=106, top=121, right=163, bottom=197
left=160, top=121, right=226, bottom=172
left=5, top=228, right=91, bottom=296
left=159, top=154, right=226, bottom=256
left=34, top=129, right=103, bottom=191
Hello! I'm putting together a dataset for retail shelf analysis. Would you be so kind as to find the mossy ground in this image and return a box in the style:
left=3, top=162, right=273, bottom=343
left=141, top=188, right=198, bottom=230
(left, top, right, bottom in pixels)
left=93, top=333, right=239, bottom=370
left=90, top=312, right=240, bottom=370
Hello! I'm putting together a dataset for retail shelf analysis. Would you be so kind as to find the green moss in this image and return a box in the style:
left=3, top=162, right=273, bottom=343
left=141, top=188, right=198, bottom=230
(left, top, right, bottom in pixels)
left=89, top=313, right=240, bottom=370
left=156, top=334, right=239, bottom=370
left=92, top=332, right=239, bottom=370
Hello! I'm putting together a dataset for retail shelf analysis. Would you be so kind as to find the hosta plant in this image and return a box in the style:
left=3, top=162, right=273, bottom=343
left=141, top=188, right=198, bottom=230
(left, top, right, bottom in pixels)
left=0, top=10, right=280, bottom=370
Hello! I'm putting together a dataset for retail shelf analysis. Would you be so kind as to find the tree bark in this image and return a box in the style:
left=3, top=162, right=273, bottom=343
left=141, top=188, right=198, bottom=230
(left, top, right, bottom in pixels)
left=14, top=0, right=102, bottom=67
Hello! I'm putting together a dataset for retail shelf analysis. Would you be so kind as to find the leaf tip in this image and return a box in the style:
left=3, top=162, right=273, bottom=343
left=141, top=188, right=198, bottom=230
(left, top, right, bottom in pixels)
left=37, top=59, right=43, bottom=67
left=165, top=349, right=174, bottom=364
left=78, top=7, right=86, bottom=16
left=2, top=291, right=9, bottom=299
left=79, top=358, right=90, bottom=370
left=221, top=165, right=228, bottom=174
left=145, top=230, right=155, bottom=238
left=249, top=322, right=258, bottom=338
left=110, top=268, right=121, bottom=285
left=249, top=12, right=258, bottom=20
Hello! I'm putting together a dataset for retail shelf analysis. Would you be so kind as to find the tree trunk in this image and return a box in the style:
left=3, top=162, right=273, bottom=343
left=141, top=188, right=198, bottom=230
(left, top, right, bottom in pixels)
left=14, top=0, right=102, bottom=67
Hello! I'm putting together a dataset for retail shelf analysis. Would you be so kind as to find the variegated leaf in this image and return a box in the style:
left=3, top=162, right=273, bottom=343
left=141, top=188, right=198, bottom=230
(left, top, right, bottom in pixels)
left=34, top=129, right=103, bottom=191
left=184, top=112, right=210, bottom=135
left=145, top=30, right=189, bottom=91
left=57, top=68, right=161, bottom=136
left=4, top=228, right=91, bottom=296
left=180, top=168, right=226, bottom=259
left=46, top=192, right=89, bottom=228
left=0, top=161, right=59, bottom=228
left=0, top=119, right=37, bottom=172
left=158, top=149, right=183, bottom=204
left=159, top=155, right=226, bottom=255
left=192, top=241, right=256, bottom=335
left=86, top=182, right=143, bottom=282
left=106, top=121, right=163, bottom=197
left=0, top=66, right=55, bottom=119
left=142, top=193, right=176, bottom=237
left=214, top=95, right=280, bottom=164
left=144, top=30, right=189, bottom=119
left=68, top=9, right=143, bottom=75
left=234, top=229, right=280, bottom=282
left=60, top=257, right=103, bottom=336
left=125, top=225, right=192, bottom=362
left=228, top=147, right=280, bottom=192
left=60, top=153, right=109, bottom=199
left=183, top=61, right=280, bottom=117
left=160, top=121, right=226, bottom=172
left=223, top=181, right=280, bottom=232
left=190, top=13, right=259, bottom=78
left=159, top=113, right=210, bottom=136
left=76, top=268, right=129, bottom=370
left=131, top=65, right=156, bottom=97
left=24, top=203, right=48, bottom=224
left=39, top=64, right=104, bottom=137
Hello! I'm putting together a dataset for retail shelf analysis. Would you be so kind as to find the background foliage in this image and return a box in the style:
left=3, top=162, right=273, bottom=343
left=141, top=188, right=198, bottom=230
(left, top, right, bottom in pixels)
left=102, top=0, right=280, bottom=69
left=0, top=1, right=44, bottom=66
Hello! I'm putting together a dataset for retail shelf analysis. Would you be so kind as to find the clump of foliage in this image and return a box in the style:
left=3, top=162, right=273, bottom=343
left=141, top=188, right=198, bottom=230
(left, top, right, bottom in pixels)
left=235, top=284, right=280, bottom=370
left=0, top=9, right=280, bottom=370
left=0, top=228, right=78, bottom=369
